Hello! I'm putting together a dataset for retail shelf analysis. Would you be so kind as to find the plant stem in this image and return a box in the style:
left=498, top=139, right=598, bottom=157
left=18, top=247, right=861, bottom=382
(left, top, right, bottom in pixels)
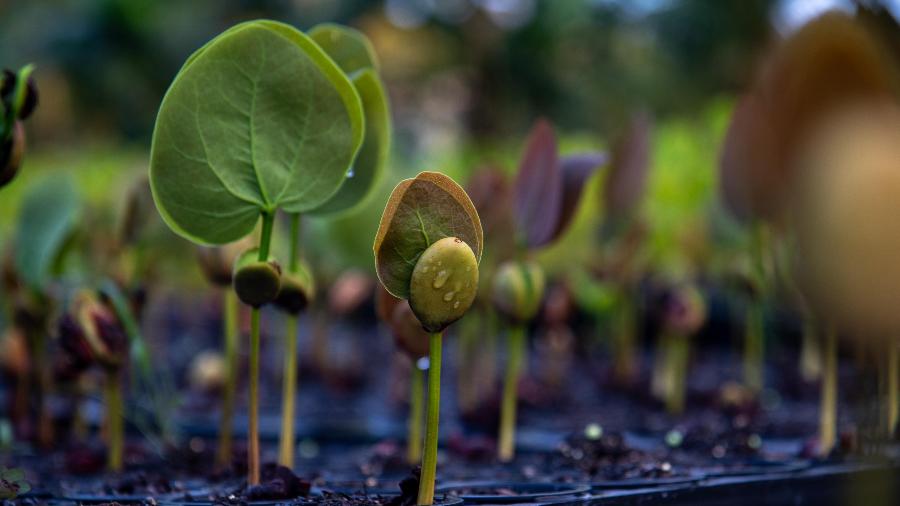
left=887, top=342, right=898, bottom=437
left=743, top=300, right=764, bottom=393
left=498, top=324, right=525, bottom=462
left=278, top=314, right=300, bottom=467
left=613, top=291, right=637, bottom=384
left=105, top=368, right=123, bottom=472
left=278, top=214, right=302, bottom=468
left=248, top=211, right=275, bottom=486
left=407, top=363, right=424, bottom=465
left=216, top=288, right=239, bottom=470
left=800, top=318, right=821, bottom=382
left=417, top=332, right=442, bottom=506
left=666, top=336, right=689, bottom=415
left=819, top=325, right=837, bottom=456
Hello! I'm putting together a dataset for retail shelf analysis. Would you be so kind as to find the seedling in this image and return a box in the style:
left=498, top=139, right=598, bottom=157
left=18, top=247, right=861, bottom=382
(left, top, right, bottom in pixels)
left=196, top=238, right=253, bottom=469
left=491, top=119, right=604, bottom=461
left=650, top=283, right=706, bottom=415
left=601, top=112, right=652, bottom=385
left=0, top=65, right=37, bottom=190
left=63, top=291, right=128, bottom=471
left=150, top=20, right=364, bottom=484
left=10, top=175, right=80, bottom=447
left=376, top=286, right=429, bottom=464
left=274, top=22, right=390, bottom=468
left=720, top=12, right=895, bottom=454
left=374, top=171, right=483, bottom=505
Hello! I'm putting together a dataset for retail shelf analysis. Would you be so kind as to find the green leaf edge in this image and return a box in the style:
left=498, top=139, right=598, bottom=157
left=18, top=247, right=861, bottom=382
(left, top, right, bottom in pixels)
left=148, top=19, right=365, bottom=245
left=308, top=68, right=391, bottom=216
left=308, top=23, right=381, bottom=72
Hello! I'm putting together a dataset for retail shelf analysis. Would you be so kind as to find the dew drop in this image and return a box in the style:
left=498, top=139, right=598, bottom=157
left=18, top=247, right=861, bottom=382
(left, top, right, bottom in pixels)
left=443, top=291, right=455, bottom=302
left=453, top=301, right=460, bottom=309
left=433, top=270, right=450, bottom=289
left=346, top=167, right=355, bottom=178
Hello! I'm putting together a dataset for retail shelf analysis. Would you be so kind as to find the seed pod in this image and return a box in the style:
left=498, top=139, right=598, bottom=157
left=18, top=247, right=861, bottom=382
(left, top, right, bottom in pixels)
left=232, top=248, right=282, bottom=308
left=70, top=291, right=128, bottom=370
left=492, top=260, right=546, bottom=324
left=659, top=283, right=706, bottom=337
left=0, top=121, right=25, bottom=189
left=391, top=300, right=430, bottom=358
left=274, top=260, right=315, bottom=315
left=409, top=237, right=479, bottom=333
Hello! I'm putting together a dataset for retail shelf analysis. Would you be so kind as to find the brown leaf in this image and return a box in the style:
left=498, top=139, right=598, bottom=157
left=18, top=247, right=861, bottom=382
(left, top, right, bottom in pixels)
left=548, top=153, right=606, bottom=243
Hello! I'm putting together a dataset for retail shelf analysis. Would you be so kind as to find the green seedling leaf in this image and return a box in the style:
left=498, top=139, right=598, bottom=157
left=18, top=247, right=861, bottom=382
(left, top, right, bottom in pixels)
left=309, top=23, right=380, bottom=74
left=374, top=171, right=482, bottom=299
left=150, top=20, right=364, bottom=245
left=310, top=69, right=390, bottom=215
left=513, top=119, right=561, bottom=249
left=604, top=111, right=651, bottom=229
left=14, top=174, right=80, bottom=289
left=549, top=153, right=606, bottom=243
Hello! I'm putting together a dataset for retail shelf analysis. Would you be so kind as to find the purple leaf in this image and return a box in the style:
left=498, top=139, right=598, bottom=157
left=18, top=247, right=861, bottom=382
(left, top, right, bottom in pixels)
left=548, top=153, right=607, bottom=243
left=604, top=112, right=652, bottom=227
left=514, top=118, right=562, bottom=249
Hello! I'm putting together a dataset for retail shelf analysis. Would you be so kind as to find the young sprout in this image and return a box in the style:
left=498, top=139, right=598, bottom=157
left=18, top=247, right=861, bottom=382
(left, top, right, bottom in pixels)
left=651, top=283, right=706, bottom=415
left=792, top=103, right=900, bottom=447
left=150, top=20, right=364, bottom=485
left=62, top=291, right=128, bottom=471
left=0, top=65, right=37, bottom=190
left=602, top=112, right=652, bottom=385
left=721, top=11, right=896, bottom=455
left=11, top=174, right=80, bottom=448
left=196, top=238, right=252, bottom=469
left=275, top=22, right=389, bottom=468
left=374, top=171, right=483, bottom=506
left=491, top=119, right=604, bottom=462
left=492, top=260, right=544, bottom=462
left=377, top=286, right=430, bottom=464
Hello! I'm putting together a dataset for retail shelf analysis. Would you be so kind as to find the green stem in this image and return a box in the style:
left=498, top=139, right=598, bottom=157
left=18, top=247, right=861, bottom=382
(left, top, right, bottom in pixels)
left=614, top=292, right=637, bottom=384
left=417, top=332, right=443, bottom=506
left=800, top=318, right=821, bottom=382
left=278, top=314, right=299, bottom=467
left=105, top=368, right=123, bottom=472
left=216, top=288, right=239, bottom=470
left=666, top=336, right=690, bottom=415
left=819, top=325, right=837, bottom=456
left=278, top=213, right=301, bottom=467
left=498, top=324, right=525, bottom=462
left=743, top=300, right=764, bottom=393
left=408, top=363, right=424, bottom=465
left=248, top=211, right=275, bottom=486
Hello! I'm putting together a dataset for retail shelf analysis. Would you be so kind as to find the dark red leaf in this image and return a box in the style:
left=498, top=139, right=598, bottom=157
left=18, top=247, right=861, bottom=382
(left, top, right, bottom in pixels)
left=548, top=153, right=606, bottom=243
left=604, top=112, right=652, bottom=228
left=514, top=118, right=561, bottom=249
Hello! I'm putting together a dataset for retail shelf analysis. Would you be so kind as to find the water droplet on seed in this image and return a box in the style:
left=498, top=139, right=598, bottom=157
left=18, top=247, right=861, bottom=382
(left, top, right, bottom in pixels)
left=453, top=301, right=460, bottom=309
left=433, top=270, right=450, bottom=288
left=443, top=291, right=455, bottom=302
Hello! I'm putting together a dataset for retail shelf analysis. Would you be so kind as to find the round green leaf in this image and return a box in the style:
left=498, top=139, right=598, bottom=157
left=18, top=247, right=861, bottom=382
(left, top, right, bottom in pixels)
left=310, top=69, right=390, bottom=215
left=308, top=23, right=380, bottom=74
left=149, top=20, right=364, bottom=245
left=374, top=171, right=483, bottom=299
left=14, top=174, right=80, bottom=289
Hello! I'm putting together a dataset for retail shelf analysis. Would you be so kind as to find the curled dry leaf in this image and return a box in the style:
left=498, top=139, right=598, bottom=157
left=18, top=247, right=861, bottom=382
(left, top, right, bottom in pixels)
left=374, top=171, right=482, bottom=299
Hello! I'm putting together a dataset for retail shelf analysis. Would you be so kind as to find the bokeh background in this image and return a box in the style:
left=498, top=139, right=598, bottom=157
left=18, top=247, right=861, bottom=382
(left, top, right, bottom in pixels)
left=0, top=0, right=898, bottom=282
